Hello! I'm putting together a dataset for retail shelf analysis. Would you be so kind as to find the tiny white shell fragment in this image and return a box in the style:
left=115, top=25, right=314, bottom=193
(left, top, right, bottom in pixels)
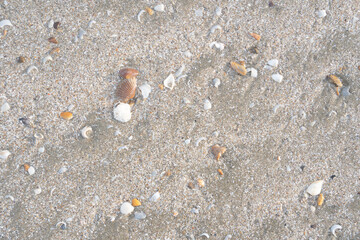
left=149, top=192, right=160, bottom=202
left=154, top=4, right=165, bottom=12
left=134, top=211, right=146, bottom=220
left=215, top=7, right=222, bottom=16
left=174, top=65, right=185, bottom=78
left=42, top=55, right=53, bottom=64
left=137, top=10, right=146, bottom=22
left=224, top=235, right=232, bottom=240
left=200, top=233, right=210, bottom=238
left=34, top=133, right=44, bottom=139
left=139, top=83, right=152, bottom=99
left=164, top=74, right=176, bottom=90
left=210, top=24, right=222, bottom=33
left=113, top=103, right=131, bottom=123
left=0, top=19, right=13, bottom=28
left=118, top=146, right=128, bottom=151
left=330, top=224, right=342, bottom=237
left=191, top=208, right=199, bottom=214
left=5, top=195, right=14, bottom=201
left=183, top=97, right=190, bottom=104
left=47, top=19, right=54, bottom=28
left=1, top=102, right=10, bottom=112
left=213, top=78, right=221, bottom=88
left=183, top=51, right=192, bottom=58
left=26, top=65, right=38, bottom=75
left=58, top=166, right=68, bottom=174
left=78, top=28, right=86, bottom=39
left=209, top=41, right=225, bottom=51
left=195, top=137, right=206, bottom=147
left=38, top=147, right=45, bottom=153
left=310, top=206, right=316, bottom=213
left=73, top=36, right=78, bottom=43
left=28, top=166, right=35, bottom=175
left=248, top=68, right=258, bottom=78
left=267, top=59, right=279, bottom=67
left=0, top=150, right=11, bottom=160
left=81, top=126, right=93, bottom=139
left=34, top=187, right=42, bottom=195
left=271, top=73, right=283, bottom=83
left=120, top=202, right=134, bottom=215
left=185, top=139, right=191, bottom=144
left=88, top=20, right=96, bottom=28
left=316, top=10, right=327, bottom=18
left=306, top=180, right=324, bottom=196
left=204, top=99, right=212, bottom=110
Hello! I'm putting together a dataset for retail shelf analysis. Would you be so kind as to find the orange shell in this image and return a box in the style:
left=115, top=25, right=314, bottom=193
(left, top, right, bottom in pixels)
left=328, top=74, right=342, bottom=87
left=250, top=32, right=261, bottom=41
left=231, top=61, right=247, bottom=76
left=211, top=144, right=226, bottom=160
left=60, top=112, right=73, bottom=120
left=132, top=198, right=141, bottom=207
left=317, top=193, right=324, bottom=206
left=23, top=163, right=30, bottom=171
left=217, top=169, right=224, bottom=175
left=116, top=78, right=137, bottom=103
left=119, top=68, right=139, bottom=79
left=146, top=7, right=154, bottom=15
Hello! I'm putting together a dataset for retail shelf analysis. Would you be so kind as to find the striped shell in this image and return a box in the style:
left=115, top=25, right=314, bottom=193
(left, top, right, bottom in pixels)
left=119, top=68, right=139, bottom=79
left=116, top=78, right=137, bottom=103
left=231, top=61, right=247, bottom=75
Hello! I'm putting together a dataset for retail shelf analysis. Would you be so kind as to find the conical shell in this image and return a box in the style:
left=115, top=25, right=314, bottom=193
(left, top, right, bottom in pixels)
left=116, top=78, right=137, bottom=103
left=119, top=68, right=139, bottom=79
left=306, top=180, right=324, bottom=196
left=231, top=61, right=247, bottom=75
left=211, top=144, right=226, bottom=160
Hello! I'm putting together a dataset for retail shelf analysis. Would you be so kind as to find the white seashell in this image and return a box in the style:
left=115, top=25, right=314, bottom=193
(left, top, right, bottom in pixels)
left=224, top=235, right=232, bottom=240
left=213, top=78, right=221, bottom=88
left=149, top=191, right=160, bottom=202
left=26, top=65, right=38, bottom=75
left=191, top=208, right=199, bottom=214
left=34, top=187, right=42, bottom=195
left=248, top=68, right=258, bottom=78
left=134, top=211, right=146, bottom=220
left=38, top=147, right=45, bottom=153
left=28, top=166, right=35, bottom=175
left=78, top=28, right=86, bottom=39
left=210, top=25, right=222, bottom=33
left=34, top=133, right=44, bottom=139
left=273, top=104, right=283, bottom=113
left=56, top=221, right=66, bottom=229
left=118, top=146, right=128, bottom=151
left=183, top=51, right=192, bottom=58
left=200, top=233, right=210, bottom=238
left=267, top=59, right=279, bottom=67
left=137, top=10, right=146, bottom=22
left=271, top=73, right=283, bottom=83
left=58, top=166, right=67, bottom=174
left=195, top=137, right=206, bottom=147
left=81, top=126, right=93, bottom=139
left=204, top=99, right=212, bottom=110
left=185, top=139, right=191, bottom=144
left=88, top=20, right=96, bottom=28
left=215, top=7, right=222, bottom=16
left=264, top=65, right=273, bottom=70
left=0, top=19, right=13, bottom=28
left=1, top=102, right=10, bottom=112
left=120, top=202, right=134, bottom=215
left=42, top=55, right=53, bottom=64
left=154, top=4, right=165, bottom=12
left=316, top=10, right=326, bottom=18
left=164, top=74, right=176, bottom=90
left=113, top=103, right=131, bottom=123
left=330, top=224, right=342, bottom=237
left=209, top=41, right=225, bottom=51
left=174, top=65, right=185, bottom=78
left=310, top=206, right=316, bottom=213
left=139, top=83, right=152, bottom=99
left=5, top=195, right=14, bottom=201
left=306, top=180, right=324, bottom=196
left=0, top=150, right=11, bottom=160
left=183, top=97, right=190, bottom=104
left=47, top=19, right=54, bottom=28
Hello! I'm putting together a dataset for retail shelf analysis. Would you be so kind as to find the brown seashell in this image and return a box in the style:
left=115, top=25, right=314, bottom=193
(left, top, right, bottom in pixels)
left=53, top=22, right=61, bottom=29
left=218, top=169, right=224, bottom=175
left=119, top=68, right=139, bottom=79
left=116, top=78, right=137, bottom=103
left=48, top=37, right=58, bottom=44
left=146, top=7, right=154, bottom=15
left=60, top=112, right=73, bottom=120
left=18, top=56, right=25, bottom=63
left=317, top=193, right=324, bottom=206
left=250, top=32, right=261, bottom=41
left=50, top=47, right=60, bottom=54
left=231, top=61, right=247, bottom=75
left=211, top=144, right=226, bottom=160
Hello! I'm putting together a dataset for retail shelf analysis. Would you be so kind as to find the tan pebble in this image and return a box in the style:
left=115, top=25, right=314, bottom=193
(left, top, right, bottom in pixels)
left=132, top=198, right=141, bottom=207
left=158, top=84, right=164, bottom=90
left=116, top=78, right=137, bottom=103
left=317, top=193, right=324, bottom=206
left=230, top=61, right=247, bottom=75
left=18, top=56, right=25, bottom=63
left=188, top=182, right=195, bottom=189
left=48, top=37, right=58, bottom=44
left=119, top=68, right=139, bottom=79
left=197, top=178, right=205, bottom=188
left=211, top=144, right=226, bottom=160
left=23, top=163, right=30, bottom=171
left=60, top=112, right=73, bottom=120
left=50, top=47, right=60, bottom=54
left=146, top=7, right=154, bottom=15
left=218, top=169, right=224, bottom=175
left=250, top=32, right=261, bottom=40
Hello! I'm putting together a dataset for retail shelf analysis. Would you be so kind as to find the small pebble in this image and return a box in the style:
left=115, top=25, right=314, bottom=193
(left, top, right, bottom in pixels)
left=204, top=99, right=212, bottom=110
left=34, top=187, right=42, bottom=195
left=310, top=206, right=316, bottom=213
left=195, top=8, right=203, bottom=17
left=120, top=202, right=134, bottom=215
left=183, top=98, right=191, bottom=104
left=134, top=211, right=146, bottom=220
left=271, top=73, right=283, bottom=83
left=191, top=208, right=199, bottom=214
left=213, top=78, right=221, bottom=88
left=58, top=166, right=67, bottom=174
left=215, top=7, right=222, bottom=16
left=316, top=10, right=326, bottom=18
left=267, top=59, right=279, bottom=68
left=38, top=147, right=45, bottom=153
left=248, top=68, right=258, bottom=78
left=47, top=19, right=54, bottom=28
left=0, top=150, right=11, bottom=160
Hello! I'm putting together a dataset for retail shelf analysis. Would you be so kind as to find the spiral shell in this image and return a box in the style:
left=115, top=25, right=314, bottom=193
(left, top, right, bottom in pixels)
left=81, top=126, right=93, bottom=139
left=116, top=78, right=137, bottom=103
left=119, top=68, right=139, bottom=79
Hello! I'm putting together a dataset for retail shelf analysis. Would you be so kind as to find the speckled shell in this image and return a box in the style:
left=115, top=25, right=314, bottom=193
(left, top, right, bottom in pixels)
left=119, top=68, right=139, bottom=79
left=231, top=61, right=247, bottom=75
left=116, top=78, right=137, bottom=103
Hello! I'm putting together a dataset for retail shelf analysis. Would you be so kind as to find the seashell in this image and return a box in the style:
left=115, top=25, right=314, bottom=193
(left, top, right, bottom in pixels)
left=191, top=208, right=199, bottom=214
left=211, top=144, right=226, bottom=160
left=18, top=56, right=26, bottom=63
left=213, top=78, right=221, bottom=88
left=310, top=205, right=316, bottom=213
left=60, top=112, right=73, bottom=120
left=271, top=73, right=283, bottom=83
left=58, top=166, right=67, bottom=174
left=328, top=74, right=342, bottom=87
left=164, top=74, right=176, bottom=90
left=139, top=83, right=151, bottom=99
left=48, top=37, right=58, bottom=44
left=120, top=202, right=134, bottom=215
left=267, top=59, right=279, bottom=68
left=195, top=137, right=206, bottom=146
left=78, top=28, right=86, bottom=39
left=50, top=47, right=60, bottom=54
left=330, top=224, right=342, bottom=237
left=183, top=50, right=192, bottom=58
left=231, top=61, right=247, bottom=75
left=183, top=97, right=190, bottom=104
left=116, top=78, right=137, bottom=102
left=34, top=133, right=44, bottom=139
left=42, top=55, right=53, bottom=64
left=88, top=20, right=96, bottom=28
left=200, top=233, right=210, bottom=238
left=137, top=10, right=146, bottom=22
left=0, top=150, right=11, bottom=160
left=134, top=211, right=146, bottom=220
left=81, top=126, right=93, bottom=139
left=316, top=10, right=326, bottom=18
left=145, top=7, right=154, bottom=15
left=250, top=32, right=261, bottom=40
left=247, top=68, right=258, bottom=78
left=28, top=166, right=35, bottom=175
left=34, top=187, right=42, bottom=195
left=188, top=182, right=195, bottom=189
left=38, top=147, right=45, bottom=153
left=53, top=21, right=61, bottom=29
left=197, top=179, right=205, bottom=188
left=218, top=169, right=224, bottom=175
left=149, top=191, right=160, bottom=202
left=119, top=68, right=139, bottom=79
left=73, top=35, right=78, bottom=43
left=113, top=103, right=131, bottom=122
left=306, top=180, right=324, bottom=196
left=224, top=234, right=232, bottom=240
left=174, top=65, right=185, bottom=78
left=158, top=84, right=164, bottom=90
left=0, top=19, right=13, bottom=28
left=210, top=24, right=222, bottom=34
left=317, top=193, right=324, bottom=206
left=204, top=99, right=212, bottom=110
left=26, top=65, right=38, bottom=74
left=154, top=4, right=165, bottom=12
left=132, top=198, right=141, bottom=207
left=209, top=41, right=224, bottom=50
left=215, top=7, right=222, bottom=16
left=1, top=102, right=10, bottom=112
left=47, top=19, right=54, bottom=28
left=5, top=195, right=14, bottom=201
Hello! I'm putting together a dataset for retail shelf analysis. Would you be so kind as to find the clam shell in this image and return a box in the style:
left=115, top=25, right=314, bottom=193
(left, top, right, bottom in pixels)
left=0, top=20, right=13, bottom=28
left=306, top=180, right=324, bottom=196
left=81, top=126, right=93, bottom=139
left=0, top=150, right=11, bottom=160
left=211, top=144, right=226, bottom=160
left=119, top=68, right=139, bottom=79
left=120, top=202, right=134, bottom=215
left=113, top=103, right=131, bottom=123
left=330, top=224, right=342, bottom=237
left=116, top=78, right=137, bottom=103
left=231, top=61, right=247, bottom=75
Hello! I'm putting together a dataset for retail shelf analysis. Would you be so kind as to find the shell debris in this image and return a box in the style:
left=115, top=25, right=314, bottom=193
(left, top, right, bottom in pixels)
left=0, top=20, right=13, bottom=28
left=139, top=83, right=151, bottom=99
left=132, top=198, right=141, bottom=207
left=81, top=126, right=93, bottom=139
left=231, top=61, right=247, bottom=76
left=60, top=112, right=73, bottom=120
left=1, top=102, right=10, bottom=113
left=209, top=41, right=225, bottom=51
left=42, top=55, right=53, bottom=64
left=330, top=224, right=342, bottom=237
left=164, top=74, right=176, bottom=90
left=149, top=191, right=160, bottom=202
left=78, top=28, right=86, bottom=39
left=174, top=65, right=185, bottom=78
left=119, top=68, right=139, bottom=79
left=113, top=103, right=132, bottom=123
left=250, top=32, right=261, bottom=40
left=328, top=74, right=342, bottom=96
left=198, top=178, right=205, bottom=188
left=34, top=187, right=42, bottom=195
left=26, top=65, right=38, bottom=75
left=0, top=150, right=11, bottom=160
left=120, top=202, right=134, bottom=215
left=48, top=37, right=58, bottom=44
left=204, top=99, right=212, bottom=110
left=116, top=78, right=137, bottom=102
left=218, top=169, right=224, bottom=175
left=154, top=4, right=165, bottom=12
left=145, top=7, right=154, bottom=15
left=211, top=144, right=226, bottom=160
left=306, top=180, right=324, bottom=196
left=47, top=19, right=54, bottom=28
left=210, top=25, right=222, bottom=34
left=213, top=78, right=221, bottom=88
left=317, top=193, right=324, bottom=206
left=87, top=20, right=96, bottom=28
left=316, top=10, right=326, bottom=18
left=271, top=73, right=283, bottom=83
left=200, top=233, right=210, bottom=238
left=137, top=10, right=146, bottom=22
left=17, top=56, right=26, bottom=63
left=134, top=211, right=146, bottom=220
left=215, top=7, right=222, bottom=16
left=50, top=47, right=60, bottom=54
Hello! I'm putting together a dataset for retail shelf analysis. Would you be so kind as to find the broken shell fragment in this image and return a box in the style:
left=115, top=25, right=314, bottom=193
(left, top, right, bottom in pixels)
left=23, top=163, right=30, bottom=171
left=113, top=103, right=132, bottom=123
left=174, top=65, right=185, bottom=78
left=317, top=193, right=324, bottom=206
left=1, top=102, right=10, bottom=112
left=328, top=75, right=342, bottom=87
left=60, top=112, right=73, bottom=120
left=28, top=166, right=35, bottom=175
left=137, top=10, right=146, bottom=22
left=213, top=78, right=221, bottom=88
left=306, top=180, right=324, bottom=196
left=218, top=169, right=224, bottom=175
left=211, top=144, right=226, bottom=160
left=81, top=126, right=93, bottom=139
left=0, top=20, right=13, bottom=28
left=209, top=41, right=225, bottom=50
left=204, top=99, right=212, bottom=110
left=250, top=32, right=261, bottom=40
left=271, top=73, right=283, bottom=83
left=42, top=55, right=53, bottom=64
left=26, top=65, right=38, bottom=75
left=48, top=37, right=58, bottom=44
left=18, top=56, right=26, bottom=63
left=316, top=10, right=326, bottom=18
left=119, top=68, right=139, bottom=79
left=149, top=191, right=160, bottom=202
left=134, top=211, right=146, bottom=220
left=330, top=224, right=342, bottom=237
left=210, top=24, right=222, bottom=34
left=267, top=59, right=279, bottom=68
left=120, top=202, right=134, bottom=215
left=188, top=182, right=195, bottom=189
left=34, top=187, right=42, bottom=195
left=53, top=22, right=61, bottom=29
left=0, top=150, right=11, bottom=160
left=154, top=4, right=165, bottom=12
left=164, top=74, right=176, bottom=90
left=145, top=7, right=154, bottom=15
left=197, top=179, right=205, bottom=188
left=231, top=61, right=247, bottom=75
left=116, top=78, right=137, bottom=102
left=132, top=198, right=141, bottom=207
left=139, top=83, right=151, bottom=99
